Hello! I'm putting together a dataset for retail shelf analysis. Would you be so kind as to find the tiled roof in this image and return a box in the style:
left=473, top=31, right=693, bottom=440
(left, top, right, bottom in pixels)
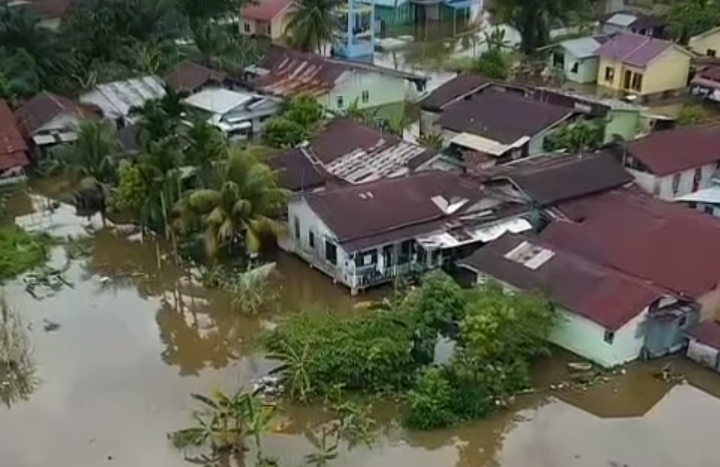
left=459, top=232, right=668, bottom=330
left=488, top=151, right=633, bottom=206
left=437, top=87, right=572, bottom=144
left=165, top=61, right=227, bottom=94
left=594, top=33, right=675, bottom=67
left=626, top=124, right=720, bottom=176
left=543, top=187, right=720, bottom=298
left=419, top=74, right=489, bottom=111
left=689, top=320, right=720, bottom=350
left=15, top=92, right=96, bottom=135
left=240, top=0, right=293, bottom=21
left=0, top=100, right=29, bottom=171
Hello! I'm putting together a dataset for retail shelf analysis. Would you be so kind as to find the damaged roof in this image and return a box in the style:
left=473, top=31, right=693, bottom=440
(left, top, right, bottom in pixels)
left=0, top=100, right=29, bottom=171
left=165, top=61, right=228, bottom=94
left=15, top=92, right=97, bottom=135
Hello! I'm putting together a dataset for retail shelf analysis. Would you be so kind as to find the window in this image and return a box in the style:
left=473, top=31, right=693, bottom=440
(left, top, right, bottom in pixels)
left=309, top=230, right=315, bottom=248
left=652, top=178, right=661, bottom=196
left=361, top=90, right=369, bottom=103
left=708, top=49, right=717, bottom=57
left=570, top=62, right=579, bottom=74
left=336, top=95, right=344, bottom=108
left=705, top=204, right=715, bottom=215
left=293, top=216, right=300, bottom=240
left=552, top=51, right=564, bottom=68
left=243, top=22, right=250, bottom=33
left=325, top=241, right=337, bottom=265
left=679, top=315, right=687, bottom=327
left=604, top=330, right=615, bottom=344
left=604, top=66, right=615, bottom=82
left=693, top=167, right=702, bottom=192
left=672, top=173, right=681, bottom=195
left=630, top=72, right=643, bottom=92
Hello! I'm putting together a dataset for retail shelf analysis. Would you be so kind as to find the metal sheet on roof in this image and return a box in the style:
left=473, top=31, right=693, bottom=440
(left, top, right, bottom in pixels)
left=32, top=134, right=57, bottom=145
left=675, top=186, right=720, bottom=204
left=184, top=88, right=255, bottom=115
left=607, top=13, right=637, bottom=27
left=415, top=217, right=532, bottom=250
left=83, top=76, right=166, bottom=119
left=450, top=132, right=528, bottom=156
left=561, top=37, right=602, bottom=59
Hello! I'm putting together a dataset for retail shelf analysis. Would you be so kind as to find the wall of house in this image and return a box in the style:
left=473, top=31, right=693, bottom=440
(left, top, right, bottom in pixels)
left=375, top=3, right=415, bottom=28
left=687, top=339, right=720, bottom=370
left=419, top=109, right=441, bottom=136
left=698, top=285, right=720, bottom=321
left=642, top=48, right=691, bottom=95
left=689, top=31, right=720, bottom=57
left=240, top=18, right=258, bottom=36
left=319, top=70, right=408, bottom=112
left=681, top=200, right=720, bottom=217
left=627, top=163, right=717, bottom=200
left=598, top=57, right=622, bottom=90
left=271, top=11, right=292, bottom=39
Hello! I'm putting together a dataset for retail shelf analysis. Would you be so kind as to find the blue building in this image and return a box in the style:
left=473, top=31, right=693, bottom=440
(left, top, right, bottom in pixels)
left=333, top=0, right=377, bottom=61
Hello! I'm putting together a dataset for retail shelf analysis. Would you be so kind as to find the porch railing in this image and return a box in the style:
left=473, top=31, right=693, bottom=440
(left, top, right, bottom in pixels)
left=354, top=262, right=425, bottom=289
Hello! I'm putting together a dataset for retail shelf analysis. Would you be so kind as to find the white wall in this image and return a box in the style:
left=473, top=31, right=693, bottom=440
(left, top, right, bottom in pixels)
left=628, top=162, right=717, bottom=200
left=319, top=70, right=408, bottom=112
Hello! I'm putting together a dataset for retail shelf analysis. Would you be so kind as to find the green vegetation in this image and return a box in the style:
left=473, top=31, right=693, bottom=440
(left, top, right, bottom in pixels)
left=544, top=119, right=607, bottom=153
left=0, top=298, right=39, bottom=408
left=266, top=272, right=559, bottom=430
left=285, top=0, right=339, bottom=53
left=0, top=227, right=52, bottom=282
left=677, top=103, right=717, bottom=127
left=263, top=96, right=326, bottom=148
left=417, top=132, right=444, bottom=150
left=666, top=0, right=720, bottom=45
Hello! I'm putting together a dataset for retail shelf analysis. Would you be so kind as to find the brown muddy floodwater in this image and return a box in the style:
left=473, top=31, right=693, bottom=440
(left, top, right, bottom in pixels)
left=4, top=187, right=720, bottom=467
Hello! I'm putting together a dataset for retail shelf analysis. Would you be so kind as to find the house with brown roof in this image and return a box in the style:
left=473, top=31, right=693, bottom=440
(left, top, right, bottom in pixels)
left=283, top=171, right=533, bottom=293
left=268, top=118, right=439, bottom=190
left=165, top=62, right=229, bottom=96
left=0, top=100, right=30, bottom=185
left=247, top=46, right=428, bottom=113
left=239, top=0, right=294, bottom=40
left=619, top=124, right=720, bottom=200
left=595, top=33, right=693, bottom=97
left=15, top=92, right=98, bottom=151
left=458, top=232, right=695, bottom=367
left=690, top=64, right=720, bottom=103
left=432, top=86, right=574, bottom=165
left=418, top=74, right=490, bottom=135
left=687, top=320, right=720, bottom=372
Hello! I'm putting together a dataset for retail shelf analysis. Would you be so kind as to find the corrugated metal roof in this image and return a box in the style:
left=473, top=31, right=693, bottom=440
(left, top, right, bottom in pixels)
left=675, top=185, right=720, bottom=204
left=184, top=88, right=254, bottom=115
left=81, top=76, right=166, bottom=119
left=606, top=13, right=637, bottom=27
left=561, top=36, right=603, bottom=59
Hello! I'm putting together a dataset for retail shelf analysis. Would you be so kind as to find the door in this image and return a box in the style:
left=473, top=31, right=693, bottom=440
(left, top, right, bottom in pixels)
left=623, top=70, right=632, bottom=90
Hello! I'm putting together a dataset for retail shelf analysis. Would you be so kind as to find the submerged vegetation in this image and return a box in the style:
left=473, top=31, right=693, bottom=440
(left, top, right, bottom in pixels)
left=0, top=227, right=52, bottom=282
left=0, top=298, right=39, bottom=407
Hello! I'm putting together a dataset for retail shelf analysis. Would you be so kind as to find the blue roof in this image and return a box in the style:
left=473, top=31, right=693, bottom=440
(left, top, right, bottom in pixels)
left=360, top=0, right=408, bottom=8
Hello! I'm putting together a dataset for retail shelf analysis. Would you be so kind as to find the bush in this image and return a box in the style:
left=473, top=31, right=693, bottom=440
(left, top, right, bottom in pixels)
left=405, top=367, right=456, bottom=430
left=0, top=227, right=51, bottom=282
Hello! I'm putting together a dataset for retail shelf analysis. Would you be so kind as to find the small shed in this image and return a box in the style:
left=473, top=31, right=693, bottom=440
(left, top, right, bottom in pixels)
left=687, top=320, right=720, bottom=372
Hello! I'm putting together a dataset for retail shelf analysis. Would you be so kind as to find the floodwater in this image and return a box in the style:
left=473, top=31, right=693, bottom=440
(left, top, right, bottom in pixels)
left=4, top=187, right=720, bottom=467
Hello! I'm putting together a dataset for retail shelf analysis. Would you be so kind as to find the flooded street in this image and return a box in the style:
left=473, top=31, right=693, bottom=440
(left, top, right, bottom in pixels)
left=4, top=187, right=720, bottom=467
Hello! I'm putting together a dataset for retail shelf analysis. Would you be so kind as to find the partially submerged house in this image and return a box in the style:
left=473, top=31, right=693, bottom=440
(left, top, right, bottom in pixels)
left=459, top=232, right=690, bottom=367
left=619, top=124, right=720, bottom=200
left=282, top=171, right=533, bottom=293
left=600, top=12, right=666, bottom=37
left=15, top=92, right=99, bottom=153
left=79, top=76, right=166, bottom=125
left=418, top=73, right=489, bottom=135
left=0, top=100, right=30, bottom=185
left=542, top=35, right=610, bottom=84
left=690, top=64, right=720, bottom=103
left=165, top=61, right=229, bottom=96
left=687, top=320, right=720, bottom=372
left=594, top=33, right=693, bottom=97
left=239, top=0, right=295, bottom=40
left=268, top=118, right=438, bottom=190
left=689, top=25, right=720, bottom=58
left=675, top=170, right=720, bottom=217
left=183, top=88, right=282, bottom=142
left=434, top=86, right=574, bottom=164
left=247, top=47, right=428, bottom=112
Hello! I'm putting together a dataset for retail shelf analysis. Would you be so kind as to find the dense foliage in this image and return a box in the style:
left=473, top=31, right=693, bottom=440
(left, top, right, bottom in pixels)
left=285, top=0, right=339, bottom=53
left=677, top=103, right=716, bottom=127
left=263, top=96, right=326, bottom=148
left=666, top=0, right=720, bottom=44
left=0, top=227, right=51, bottom=282
left=0, top=298, right=39, bottom=407
left=544, top=119, right=607, bottom=153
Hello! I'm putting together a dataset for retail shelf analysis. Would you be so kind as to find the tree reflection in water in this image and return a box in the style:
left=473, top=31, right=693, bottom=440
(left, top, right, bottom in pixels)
left=0, top=299, right=39, bottom=408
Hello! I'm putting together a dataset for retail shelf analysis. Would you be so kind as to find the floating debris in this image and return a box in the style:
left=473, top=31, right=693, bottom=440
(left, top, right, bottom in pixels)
left=23, top=266, right=74, bottom=300
left=567, top=361, right=593, bottom=372
left=251, top=375, right=283, bottom=401
left=42, top=319, right=60, bottom=332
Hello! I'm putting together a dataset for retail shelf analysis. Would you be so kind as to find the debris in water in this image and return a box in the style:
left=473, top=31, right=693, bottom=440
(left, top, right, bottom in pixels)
left=23, top=266, right=74, bottom=300
left=567, top=361, right=592, bottom=371
left=98, top=277, right=111, bottom=284
left=42, top=320, right=60, bottom=332
left=251, top=375, right=283, bottom=401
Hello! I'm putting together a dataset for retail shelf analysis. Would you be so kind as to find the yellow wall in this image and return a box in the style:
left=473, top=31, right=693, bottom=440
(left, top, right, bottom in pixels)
left=271, top=8, right=293, bottom=40
left=597, top=48, right=690, bottom=95
left=689, top=29, right=720, bottom=57
left=240, top=6, right=293, bottom=40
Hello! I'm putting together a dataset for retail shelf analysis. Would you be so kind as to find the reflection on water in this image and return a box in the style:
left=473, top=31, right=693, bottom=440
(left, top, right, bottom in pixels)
left=0, top=299, right=39, bottom=408
left=4, top=189, right=720, bottom=467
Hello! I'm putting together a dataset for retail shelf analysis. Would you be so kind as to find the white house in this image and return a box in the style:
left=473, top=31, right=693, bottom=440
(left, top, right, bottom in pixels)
left=183, top=88, right=283, bottom=142
left=543, top=36, right=609, bottom=84
left=458, top=232, right=697, bottom=368
left=281, top=171, right=533, bottom=293
left=248, top=46, right=429, bottom=112
left=620, top=124, right=720, bottom=200
left=79, top=76, right=166, bottom=124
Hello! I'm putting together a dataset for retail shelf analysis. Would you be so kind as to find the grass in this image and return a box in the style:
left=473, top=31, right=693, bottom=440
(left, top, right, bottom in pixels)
left=0, top=226, right=52, bottom=283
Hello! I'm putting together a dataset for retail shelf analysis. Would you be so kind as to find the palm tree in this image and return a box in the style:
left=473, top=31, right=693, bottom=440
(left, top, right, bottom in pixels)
left=343, top=99, right=378, bottom=126
left=174, top=147, right=287, bottom=260
left=130, top=87, right=184, bottom=147
left=184, top=120, right=227, bottom=188
left=191, top=22, right=264, bottom=72
left=285, top=0, right=339, bottom=53
left=51, top=119, right=121, bottom=184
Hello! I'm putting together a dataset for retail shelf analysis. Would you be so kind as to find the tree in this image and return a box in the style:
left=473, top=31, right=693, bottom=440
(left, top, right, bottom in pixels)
left=677, top=103, right=716, bottom=126
left=190, top=22, right=264, bottom=73
left=405, top=367, right=456, bottom=430
left=130, top=87, right=185, bottom=147
left=472, top=49, right=512, bottom=80
left=174, top=147, right=287, bottom=260
left=543, top=119, right=606, bottom=153
left=343, top=99, right=378, bottom=125
left=285, top=0, right=339, bottom=53
left=263, top=96, right=325, bottom=148
left=51, top=119, right=122, bottom=184
left=173, top=0, right=249, bottom=30
left=112, top=160, right=148, bottom=219
left=491, top=0, right=591, bottom=54
left=184, top=120, right=227, bottom=187
left=417, top=131, right=444, bottom=150
left=666, top=0, right=720, bottom=44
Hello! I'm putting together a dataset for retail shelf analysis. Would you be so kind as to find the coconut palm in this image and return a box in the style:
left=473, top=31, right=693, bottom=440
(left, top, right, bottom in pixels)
left=285, top=0, right=339, bottom=53
left=191, top=22, right=264, bottom=73
left=174, top=147, right=287, bottom=260
left=51, top=119, right=122, bottom=184
left=130, top=87, right=185, bottom=147
left=184, top=120, right=227, bottom=188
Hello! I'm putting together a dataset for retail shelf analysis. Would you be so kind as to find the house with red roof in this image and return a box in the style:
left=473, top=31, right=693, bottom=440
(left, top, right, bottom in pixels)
left=619, top=124, right=720, bottom=200
left=0, top=100, right=30, bottom=185
left=239, top=0, right=295, bottom=40
left=595, top=33, right=693, bottom=97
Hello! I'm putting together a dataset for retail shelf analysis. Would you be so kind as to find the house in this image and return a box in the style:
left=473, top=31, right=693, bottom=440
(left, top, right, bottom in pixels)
left=619, top=124, right=720, bottom=200
left=675, top=170, right=720, bottom=217
left=283, top=171, right=533, bottom=293
left=689, top=26, right=720, bottom=58
left=434, top=86, right=574, bottom=164
left=594, top=33, right=693, bottom=97
left=239, top=0, right=294, bottom=40
left=687, top=320, right=720, bottom=371
left=600, top=12, right=666, bottom=37
left=543, top=35, right=611, bottom=84
left=15, top=92, right=99, bottom=151
left=268, top=118, right=438, bottom=190
left=543, top=187, right=720, bottom=324
left=165, top=62, right=229, bottom=96
left=79, top=76, right=166, bottom=125
left=183, top=88, right=283, bottom=142
left=367, top=0, right=416, bottom=29
left=458, top=232, right=694, bottom=367
left=0, top=100, right=30, bottom=185
left=690, top=64, right=720, bottom=102
left=418, top=73, right=490, bottom=135
left=248, top=46, right=428, bottom=112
